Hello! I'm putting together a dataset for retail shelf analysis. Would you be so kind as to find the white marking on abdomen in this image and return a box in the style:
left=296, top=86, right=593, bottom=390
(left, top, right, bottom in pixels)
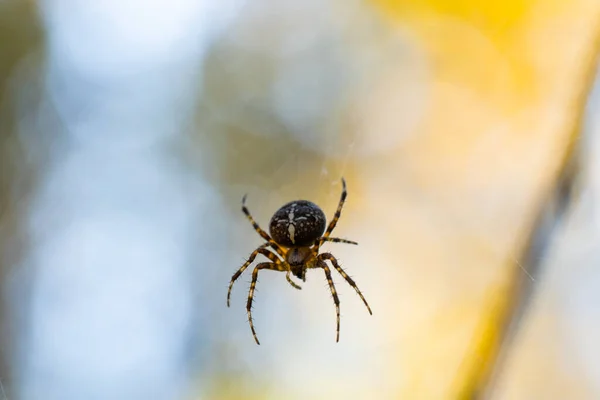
left=288, top=223, right=296, bottom=244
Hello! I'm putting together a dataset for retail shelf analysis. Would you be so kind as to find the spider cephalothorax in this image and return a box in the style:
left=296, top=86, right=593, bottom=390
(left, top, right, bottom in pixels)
left=227, top=178, right=372, bottom=345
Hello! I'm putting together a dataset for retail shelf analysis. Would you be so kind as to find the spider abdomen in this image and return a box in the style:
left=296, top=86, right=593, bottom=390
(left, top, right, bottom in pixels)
left=269, top=200, right=326, bottom=247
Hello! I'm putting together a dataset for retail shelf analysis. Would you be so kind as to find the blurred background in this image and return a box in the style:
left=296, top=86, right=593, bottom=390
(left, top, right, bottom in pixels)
left=1, top=0, right=600, bottom=399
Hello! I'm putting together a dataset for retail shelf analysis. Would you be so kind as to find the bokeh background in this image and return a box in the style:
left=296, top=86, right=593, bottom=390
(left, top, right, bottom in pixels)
left=1, top=0, right=600, bottom=399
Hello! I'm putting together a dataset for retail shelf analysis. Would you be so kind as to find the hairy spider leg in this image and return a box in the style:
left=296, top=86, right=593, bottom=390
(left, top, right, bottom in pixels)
left=318, top=237, right=358, bottom=245
left=316, top=260, right=341, bottom=342
left=247, top=262, right=286, bottom=345
left=242, top=195, right=286, bottom=258
left=318, top=253, right=372, bottom=315
left=285, top=270, right=302, bottom=290
left=317, top=178, right=347, bottom=249
left=227, top=244, right=281, bottom=307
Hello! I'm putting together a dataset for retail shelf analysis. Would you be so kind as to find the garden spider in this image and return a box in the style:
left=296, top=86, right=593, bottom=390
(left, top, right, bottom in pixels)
left=227, top=178, right=372, bottom=345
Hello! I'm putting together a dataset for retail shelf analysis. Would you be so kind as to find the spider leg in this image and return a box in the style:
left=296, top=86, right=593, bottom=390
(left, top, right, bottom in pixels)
left=318, top=253, right=372, bottom=315
left=319, top=178, right=347, bottom=246
left=242, top=195, right=286, bottom=258
left=247, top=262, right=284, bottom=345
left=318, top=237, right=358, bottom=246
left=285, top=270, right=302, bottom=290
left=316, top=260, right=341, bottom=342
left=227, top=244, right=281, bottom=307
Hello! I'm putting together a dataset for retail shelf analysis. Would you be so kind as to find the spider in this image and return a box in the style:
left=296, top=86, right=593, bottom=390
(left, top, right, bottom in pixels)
left=227, top=178, right=372, bottom=345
